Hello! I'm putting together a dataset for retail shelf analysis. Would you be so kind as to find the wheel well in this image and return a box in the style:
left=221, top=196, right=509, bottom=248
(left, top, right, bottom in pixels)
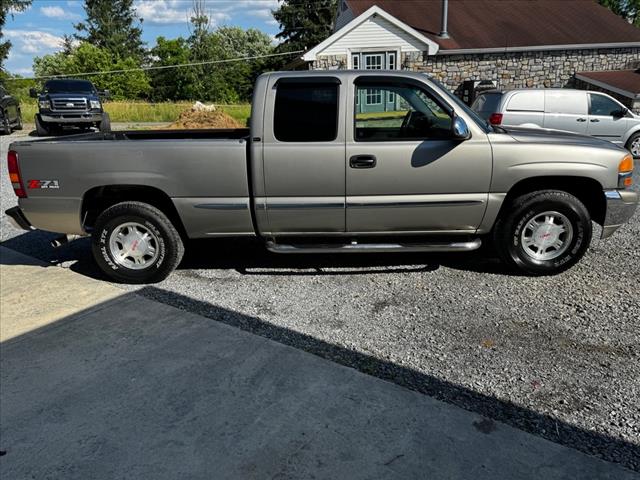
left=82, top=185, right=187, bottom=237
left=500, top=176, right=606, bottom=225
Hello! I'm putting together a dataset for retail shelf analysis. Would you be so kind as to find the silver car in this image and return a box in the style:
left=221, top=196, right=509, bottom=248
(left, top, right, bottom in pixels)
left=471, top=89, right=640, bottom=158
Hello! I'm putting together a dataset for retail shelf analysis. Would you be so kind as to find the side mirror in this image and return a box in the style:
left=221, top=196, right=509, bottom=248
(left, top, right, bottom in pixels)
left=29, top=87, right=38, bottom=98
left=452, top=115, right=471, bottom=140
left=99, top=90, right=110, bottom=99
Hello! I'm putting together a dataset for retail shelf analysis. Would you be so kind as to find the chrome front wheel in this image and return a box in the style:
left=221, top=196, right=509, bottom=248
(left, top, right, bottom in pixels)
left=520, top=211, right=573, bottom=261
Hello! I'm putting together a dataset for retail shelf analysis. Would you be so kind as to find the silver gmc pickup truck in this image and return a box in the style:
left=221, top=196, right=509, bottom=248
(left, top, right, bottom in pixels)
left=6, top=71, right=638, bottom=283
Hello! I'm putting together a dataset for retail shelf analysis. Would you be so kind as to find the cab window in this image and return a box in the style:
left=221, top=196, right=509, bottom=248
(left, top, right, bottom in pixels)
left=274, top=82, right=339, bottom=142
left=354, top=82, right=452, bottom=142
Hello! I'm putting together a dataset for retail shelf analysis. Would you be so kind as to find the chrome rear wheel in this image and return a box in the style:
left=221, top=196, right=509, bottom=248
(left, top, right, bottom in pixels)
left=108, top=222, right=160, bottom=270
left=630, top=135, right=640, bottom=158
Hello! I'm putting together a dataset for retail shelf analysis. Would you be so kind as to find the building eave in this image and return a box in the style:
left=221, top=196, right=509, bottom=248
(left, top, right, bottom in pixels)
left=436, top=41, right=640, bottom=55
left=574, top=73, right=640, bottom=99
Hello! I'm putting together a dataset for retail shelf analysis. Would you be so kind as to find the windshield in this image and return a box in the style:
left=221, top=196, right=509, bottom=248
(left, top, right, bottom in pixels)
left=44, top=80, right=95, bottom=94
left=427, top=76, right=492, bottom=133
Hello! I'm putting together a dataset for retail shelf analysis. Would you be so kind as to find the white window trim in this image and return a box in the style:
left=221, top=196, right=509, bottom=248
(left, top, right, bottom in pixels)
left=348, top=48, right=401, bottom=70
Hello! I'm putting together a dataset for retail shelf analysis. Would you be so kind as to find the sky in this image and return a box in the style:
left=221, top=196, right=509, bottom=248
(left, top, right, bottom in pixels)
left=4, top=0, right=282, bottom=76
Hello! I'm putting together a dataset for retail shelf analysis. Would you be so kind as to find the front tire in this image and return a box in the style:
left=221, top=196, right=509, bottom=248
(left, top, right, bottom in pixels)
left=35, top=114, right=50, bottom=136
left=493, top=190, right=592, bottom=275
left=92, top=202, right=184, bottom=284
left=14, top=110, right=23, bottom=130
left=98, top=112, right=111, bottom=133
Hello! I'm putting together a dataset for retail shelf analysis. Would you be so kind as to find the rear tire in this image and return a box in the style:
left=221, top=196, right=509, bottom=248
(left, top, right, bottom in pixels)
left=1, top=115, right=9, bottom=135
left=493, top=190, right=592, bottom=275
left=626, top=132, right=640, bottom=159
left=92, top=201, right=184, bottom=284
left=98, top=112, right=111, bottom=133
left=35, top=114, right=49, bottom=136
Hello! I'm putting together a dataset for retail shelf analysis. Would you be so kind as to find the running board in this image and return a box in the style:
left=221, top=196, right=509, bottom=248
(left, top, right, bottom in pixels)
left=265, top=239, right=482, bottom=254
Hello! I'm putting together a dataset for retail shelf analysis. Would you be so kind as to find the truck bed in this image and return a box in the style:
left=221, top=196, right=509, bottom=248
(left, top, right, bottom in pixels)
left=11, top=128, right=255, bottom=237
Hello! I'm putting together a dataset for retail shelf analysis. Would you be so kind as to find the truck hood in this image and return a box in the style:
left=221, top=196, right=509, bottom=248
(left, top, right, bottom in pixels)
left=500, top=125, right=624, bottom=152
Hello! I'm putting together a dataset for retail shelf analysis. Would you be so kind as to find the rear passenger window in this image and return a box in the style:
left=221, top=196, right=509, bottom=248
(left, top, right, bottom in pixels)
left=274, top=82, right=339, bottom=142
left=545, top=91, right=587, bottom=115
left=507, top=92, right=543, bottom=111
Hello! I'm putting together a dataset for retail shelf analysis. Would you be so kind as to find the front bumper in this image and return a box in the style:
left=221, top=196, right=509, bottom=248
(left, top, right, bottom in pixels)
left=5, top=206, right=33, bottom=231
left=601, top=189, right=639, bottom=238
left=40, top=112, right=103, bottom=124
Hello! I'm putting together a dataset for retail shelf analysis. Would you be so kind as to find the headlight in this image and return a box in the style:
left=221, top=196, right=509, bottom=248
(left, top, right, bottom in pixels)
left=38, top=100, right=51, bottom=109
left=90, top=100, right=101, bottom=109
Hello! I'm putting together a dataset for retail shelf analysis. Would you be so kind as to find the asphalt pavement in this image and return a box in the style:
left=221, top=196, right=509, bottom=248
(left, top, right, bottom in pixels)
left=1, top=127, right=639, bottom=471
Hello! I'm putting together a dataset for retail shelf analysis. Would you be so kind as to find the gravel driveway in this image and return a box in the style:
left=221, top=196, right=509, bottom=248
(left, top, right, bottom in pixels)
left=1, top=128, right=639, bottom=471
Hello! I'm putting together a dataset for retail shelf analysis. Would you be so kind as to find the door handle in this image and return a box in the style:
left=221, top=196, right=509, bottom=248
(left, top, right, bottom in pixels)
left=590, top=119, right=600, bottom=123
left=349, top=154, right=377, bottom=169
left=576, top=118, right=587, bottom=122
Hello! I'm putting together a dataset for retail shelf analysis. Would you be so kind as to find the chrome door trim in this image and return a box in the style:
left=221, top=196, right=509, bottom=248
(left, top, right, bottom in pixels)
left=347, top=199, right=484, bottom=208
left=268, top=201, right=346, bottom=209
left=194, top=202, right=248, bottom=210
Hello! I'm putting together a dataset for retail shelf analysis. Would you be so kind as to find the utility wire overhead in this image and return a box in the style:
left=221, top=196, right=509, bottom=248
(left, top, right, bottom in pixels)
left=3, top=50, right=305, bottom=81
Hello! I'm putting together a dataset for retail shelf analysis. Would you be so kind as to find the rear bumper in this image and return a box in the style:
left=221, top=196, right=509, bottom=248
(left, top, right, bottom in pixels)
left=40, top=112, right=103, bottom=124
left=601, top=189, right=639, bottom=238
left=5, top=206, right=33, bottom=231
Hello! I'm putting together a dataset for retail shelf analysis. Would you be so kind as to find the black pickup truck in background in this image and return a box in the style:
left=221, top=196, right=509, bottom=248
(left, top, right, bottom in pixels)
left=30, top=79, right=111, bottom=136
left=0, top=85, right=23, bottom=135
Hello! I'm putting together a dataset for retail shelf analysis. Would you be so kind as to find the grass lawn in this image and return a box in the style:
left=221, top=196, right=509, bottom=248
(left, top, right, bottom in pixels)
left=19, top=101, right=252, bottom=126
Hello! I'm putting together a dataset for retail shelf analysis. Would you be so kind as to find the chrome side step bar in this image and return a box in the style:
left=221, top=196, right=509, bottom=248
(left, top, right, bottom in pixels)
left=266, top=239, right=482, bottom=254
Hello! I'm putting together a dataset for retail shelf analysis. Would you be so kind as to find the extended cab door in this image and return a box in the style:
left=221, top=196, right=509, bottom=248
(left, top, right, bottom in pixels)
left=346, top=76, right=492, bottom=234
left=260, top=76, right=345, bottom=234
left=587, top=93, right=629, bottom=145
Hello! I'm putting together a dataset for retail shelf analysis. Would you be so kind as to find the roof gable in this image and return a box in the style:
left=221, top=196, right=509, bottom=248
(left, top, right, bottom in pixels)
left=302, top=5, right=439, bottom=61
left=345, top=0, right=640, bottom=51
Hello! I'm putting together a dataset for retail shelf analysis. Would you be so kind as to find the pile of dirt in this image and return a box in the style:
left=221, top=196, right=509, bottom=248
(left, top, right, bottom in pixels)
left=167, top=106, right=243, bottom=129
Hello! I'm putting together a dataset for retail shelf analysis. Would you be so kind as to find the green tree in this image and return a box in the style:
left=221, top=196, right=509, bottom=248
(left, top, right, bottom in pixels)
left=211, top=27, right=274, bottom=101
left=74, top=0, right=145, bottom=61
left=185, top=1, right=275, bottom=103
left=33, top=43, right=150, bottom=99
left=599, top=0, right=640, bottom=26
left=0, top=0, right=32, bottom=72
left=149, top=37, right=193, bottom=101
left=272, top=0, right=338, bottom=53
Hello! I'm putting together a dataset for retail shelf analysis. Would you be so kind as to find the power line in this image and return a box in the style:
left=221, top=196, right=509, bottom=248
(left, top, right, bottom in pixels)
left=2, top=50, right=305, bottom=81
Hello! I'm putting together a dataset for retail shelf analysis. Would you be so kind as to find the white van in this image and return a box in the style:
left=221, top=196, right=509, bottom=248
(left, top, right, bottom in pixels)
left=471, top=89, right=640, bottom=158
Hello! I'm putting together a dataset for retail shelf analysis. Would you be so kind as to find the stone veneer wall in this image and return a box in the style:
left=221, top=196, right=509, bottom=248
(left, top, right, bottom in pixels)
left=311, top=54, right=348, bottom=70
left=402, top=47, right=640, bottom=98
left=311, top=47, right=639, bottom=109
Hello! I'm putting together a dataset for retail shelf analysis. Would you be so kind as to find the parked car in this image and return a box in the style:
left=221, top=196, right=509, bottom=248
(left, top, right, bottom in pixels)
left=29, top=79, right=111, bottom=136
left=0, top=85, right=23, bottom=135
left=6, top=71, right=638, bottom=283
left=471, top=89, right=640, bottom=158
